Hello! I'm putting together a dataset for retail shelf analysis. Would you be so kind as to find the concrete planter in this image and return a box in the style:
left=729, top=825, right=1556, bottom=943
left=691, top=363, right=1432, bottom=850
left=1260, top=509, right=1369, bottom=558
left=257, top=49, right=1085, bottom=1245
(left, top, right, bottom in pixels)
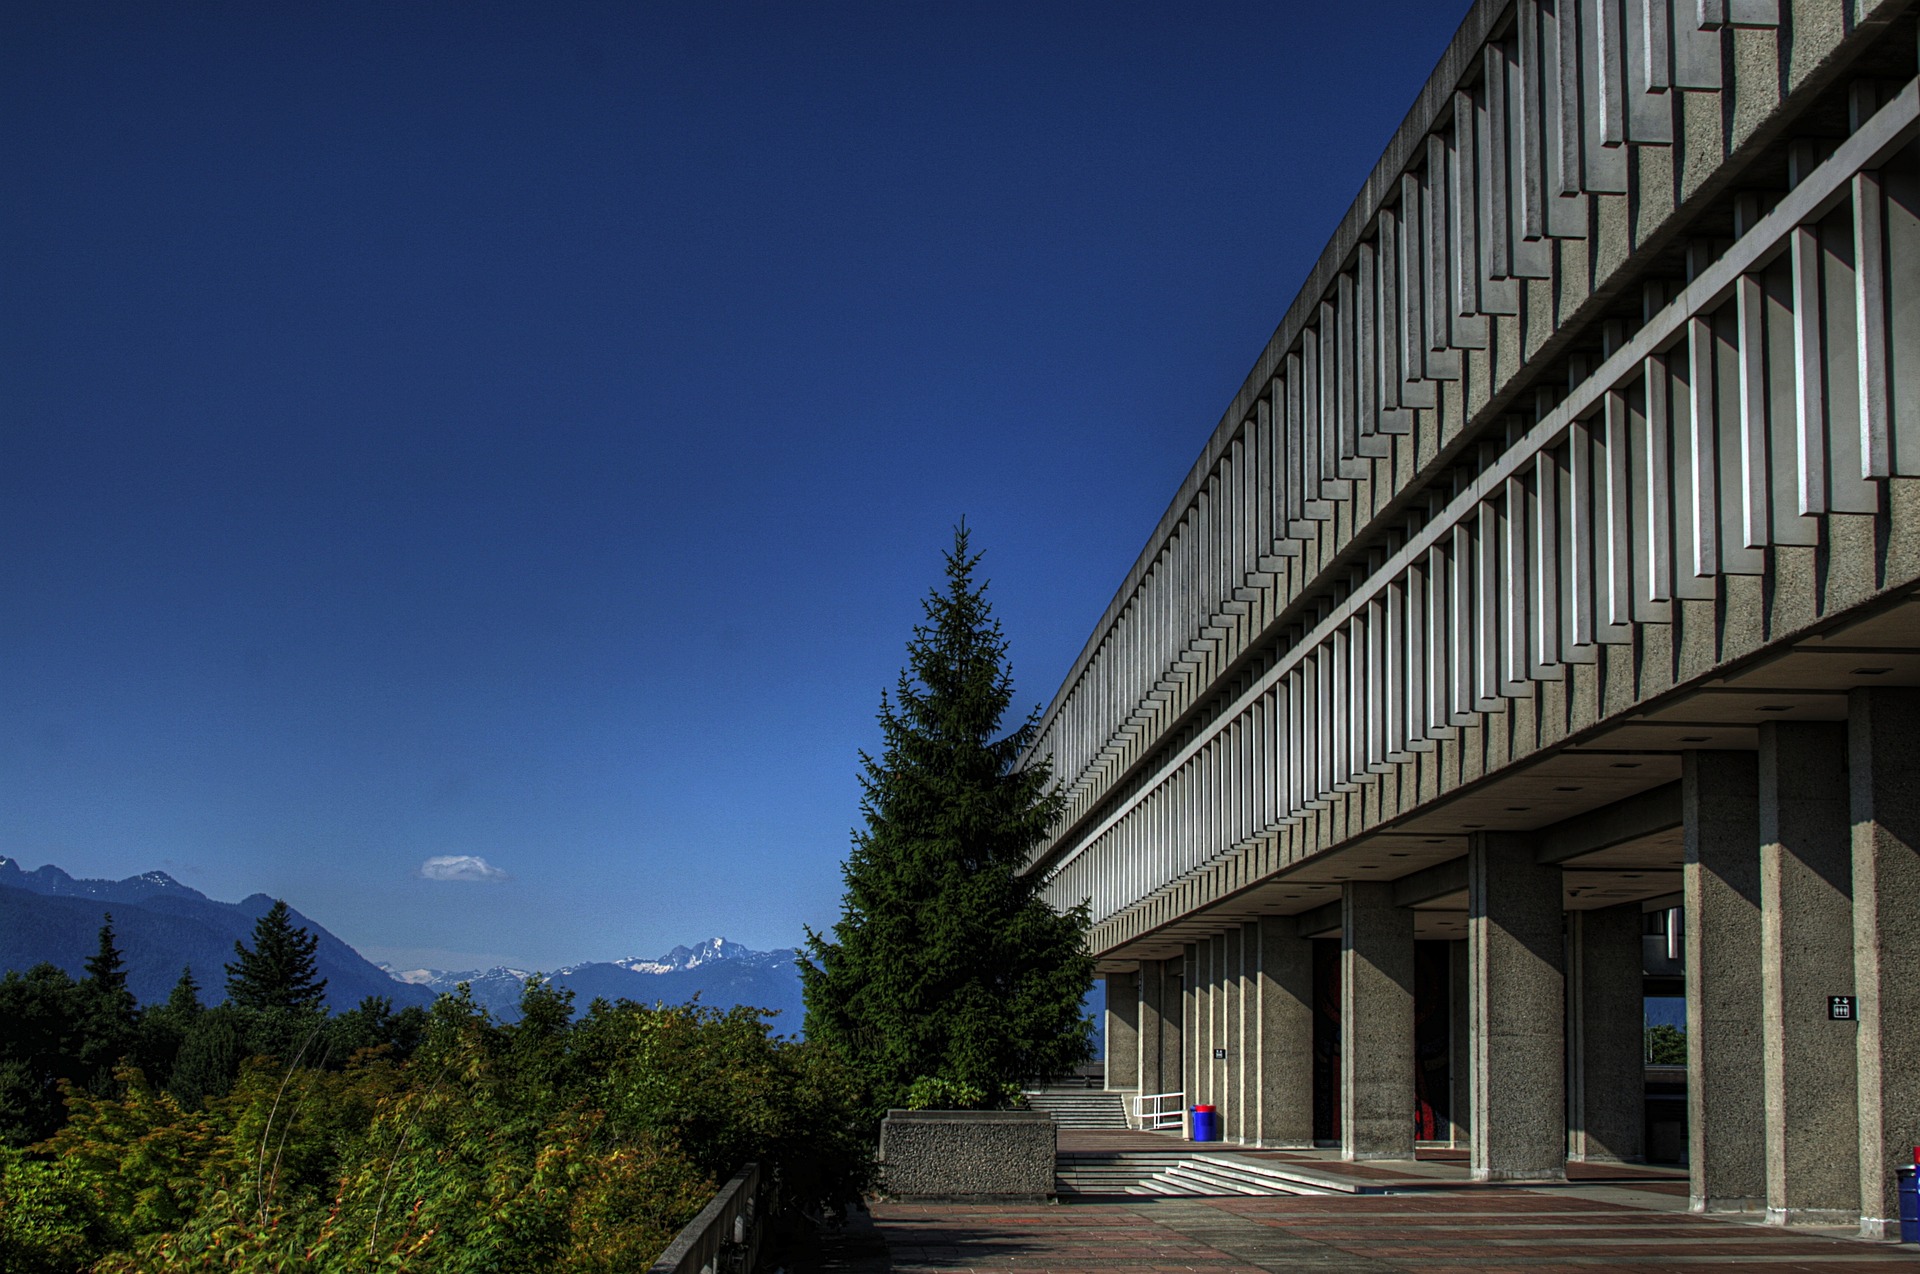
left=878, top=1109, right=1056, bottom=1201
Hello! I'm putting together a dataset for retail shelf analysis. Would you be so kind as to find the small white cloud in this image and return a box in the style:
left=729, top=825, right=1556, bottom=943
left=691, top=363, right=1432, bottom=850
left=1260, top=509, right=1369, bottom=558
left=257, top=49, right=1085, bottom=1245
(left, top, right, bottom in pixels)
left=417, top=854, right=510, bottom=883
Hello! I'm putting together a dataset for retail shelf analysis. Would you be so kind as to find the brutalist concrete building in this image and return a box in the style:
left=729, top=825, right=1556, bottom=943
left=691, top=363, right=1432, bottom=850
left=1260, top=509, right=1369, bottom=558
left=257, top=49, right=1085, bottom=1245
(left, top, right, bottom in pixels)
left=1022, top=0, right=1920, bottom=1237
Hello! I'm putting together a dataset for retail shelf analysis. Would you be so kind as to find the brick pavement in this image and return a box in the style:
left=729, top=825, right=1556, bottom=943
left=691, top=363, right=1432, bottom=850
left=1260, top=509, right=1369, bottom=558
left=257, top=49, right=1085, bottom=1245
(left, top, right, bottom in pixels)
left=861, top=1191, right=1917, bottom=1272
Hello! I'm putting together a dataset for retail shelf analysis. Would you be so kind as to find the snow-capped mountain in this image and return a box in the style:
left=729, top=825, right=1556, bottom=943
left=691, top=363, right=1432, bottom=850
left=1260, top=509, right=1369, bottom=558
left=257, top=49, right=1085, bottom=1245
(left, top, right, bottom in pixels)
left=380, top=963, right=534, bottom=987
left=603, top=937, right=791, bottom=976
left=384, top=938, right=803, bottom=1026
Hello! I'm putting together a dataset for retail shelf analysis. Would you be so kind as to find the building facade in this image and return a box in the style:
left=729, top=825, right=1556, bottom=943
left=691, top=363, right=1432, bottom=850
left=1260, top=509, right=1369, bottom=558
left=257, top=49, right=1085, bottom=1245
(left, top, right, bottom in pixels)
left=1022, top=0, right=1920, bottom=1236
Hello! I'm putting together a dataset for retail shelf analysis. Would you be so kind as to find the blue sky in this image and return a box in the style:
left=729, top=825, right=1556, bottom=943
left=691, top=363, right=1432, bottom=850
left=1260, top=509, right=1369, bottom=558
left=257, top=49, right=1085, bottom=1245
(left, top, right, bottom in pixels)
left=2, top=1, right=1471, bottom=972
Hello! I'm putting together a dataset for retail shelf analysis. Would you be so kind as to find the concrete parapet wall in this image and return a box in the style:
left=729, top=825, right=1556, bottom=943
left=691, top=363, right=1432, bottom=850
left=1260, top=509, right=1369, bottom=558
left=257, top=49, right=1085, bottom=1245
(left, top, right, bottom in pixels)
left=878, top=1110, right=1057, bottom=1201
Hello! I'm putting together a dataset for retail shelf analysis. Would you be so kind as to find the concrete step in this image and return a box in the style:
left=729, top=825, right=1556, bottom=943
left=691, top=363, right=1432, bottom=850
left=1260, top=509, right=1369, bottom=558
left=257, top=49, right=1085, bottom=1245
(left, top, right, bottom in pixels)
left=1126, top=1178, right=1201, bottom=1196
left=1188, top=1155, right=1371, bottom=1196
left=1059, top=1151, right=1344, bottom=1197
left=1055, top=1151, right=1194, bottom=1195
left=1022, top=1091, right=1130, bottom=1130
left=1056, top=1148, right=1373, bottom=1198
left=1152, top=1162, right=1268, bottom=1196
left=1056, top=1149, right=1349, bottom=1198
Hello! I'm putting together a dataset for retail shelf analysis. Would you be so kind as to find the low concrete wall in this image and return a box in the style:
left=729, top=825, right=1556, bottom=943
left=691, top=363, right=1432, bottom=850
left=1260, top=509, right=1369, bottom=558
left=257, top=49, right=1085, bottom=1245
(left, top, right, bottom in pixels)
left=646, top=1161, right=764, bottom=1274
left=878, top=1109, right=1056, bottom=1201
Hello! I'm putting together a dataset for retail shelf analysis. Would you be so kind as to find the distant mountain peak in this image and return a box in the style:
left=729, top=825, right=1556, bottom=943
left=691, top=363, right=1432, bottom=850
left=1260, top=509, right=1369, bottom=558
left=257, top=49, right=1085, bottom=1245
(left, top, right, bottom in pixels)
left=0, top=857, right=208, bottom=904
left=384, top=938, right=804, bottom=1026
left=0, top=859, right=425, bottom=1012
left=600, top=937, right=796, bottom=976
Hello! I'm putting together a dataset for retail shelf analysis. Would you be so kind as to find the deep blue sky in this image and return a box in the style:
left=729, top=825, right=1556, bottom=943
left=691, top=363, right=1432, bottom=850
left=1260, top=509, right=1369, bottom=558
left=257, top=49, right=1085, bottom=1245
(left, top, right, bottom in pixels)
left=3, top=1, right=1470, bottom=972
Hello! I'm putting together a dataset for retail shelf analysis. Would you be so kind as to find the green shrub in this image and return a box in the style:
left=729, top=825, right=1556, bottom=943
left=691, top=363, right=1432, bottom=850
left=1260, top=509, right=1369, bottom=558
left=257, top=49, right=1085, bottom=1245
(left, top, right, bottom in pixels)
left=1, top=983, right=872, bottom=1272
left=1645, top=1024, right=1687, bottom=1065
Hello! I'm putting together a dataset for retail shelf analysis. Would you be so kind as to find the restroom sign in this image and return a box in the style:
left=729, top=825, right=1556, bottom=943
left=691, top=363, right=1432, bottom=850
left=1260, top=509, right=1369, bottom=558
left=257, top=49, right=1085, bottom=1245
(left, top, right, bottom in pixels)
left=1829, top=996, right=1857, bottom=1021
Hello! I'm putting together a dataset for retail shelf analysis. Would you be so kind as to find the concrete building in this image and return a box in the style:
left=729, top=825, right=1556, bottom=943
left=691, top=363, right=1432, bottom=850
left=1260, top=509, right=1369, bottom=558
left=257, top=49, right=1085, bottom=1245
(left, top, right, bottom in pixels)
left=1021, top=0, right=1920, bottom=1237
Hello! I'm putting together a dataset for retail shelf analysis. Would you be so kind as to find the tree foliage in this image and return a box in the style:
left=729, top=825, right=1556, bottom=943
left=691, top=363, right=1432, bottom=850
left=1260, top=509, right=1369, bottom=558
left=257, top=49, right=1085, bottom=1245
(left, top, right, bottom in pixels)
left=1645, top=1023, right=1687, bottom=1065
left=0, top=979, right=868, bottom=1273
left=801, top=525, right=1093, bottom=1112
left=224, top=899, right=327, bottom=1014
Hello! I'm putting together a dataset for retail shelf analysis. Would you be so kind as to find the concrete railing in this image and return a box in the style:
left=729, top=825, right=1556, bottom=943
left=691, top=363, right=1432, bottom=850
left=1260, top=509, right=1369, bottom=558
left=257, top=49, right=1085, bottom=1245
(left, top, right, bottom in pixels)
left=646, top=1161, right=765, bottom=1274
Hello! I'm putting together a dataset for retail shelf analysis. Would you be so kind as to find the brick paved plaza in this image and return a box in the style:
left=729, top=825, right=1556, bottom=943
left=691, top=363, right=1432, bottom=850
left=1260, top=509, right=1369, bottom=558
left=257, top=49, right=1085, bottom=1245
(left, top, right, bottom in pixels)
left=860, top=1191, right=1916, bottom=1272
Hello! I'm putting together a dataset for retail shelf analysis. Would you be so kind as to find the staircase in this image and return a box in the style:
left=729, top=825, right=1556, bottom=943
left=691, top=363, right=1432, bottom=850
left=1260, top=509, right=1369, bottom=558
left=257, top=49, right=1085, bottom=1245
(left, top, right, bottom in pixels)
left=1022, top=1090, right=1130, bottom=1130
left=1054, top=1150, right=1373, bottom=1198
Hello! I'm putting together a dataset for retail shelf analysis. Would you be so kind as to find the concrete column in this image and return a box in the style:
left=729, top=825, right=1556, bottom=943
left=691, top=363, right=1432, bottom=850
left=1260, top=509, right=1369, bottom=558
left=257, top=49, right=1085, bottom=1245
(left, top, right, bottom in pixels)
left=1182, top=945, right=1199, bottom=1119
left=1221, top=924, right=1251, bottom=1143
left=1850, top=688, right=1920, bottom=1238
left=1162, top=959, right=1184, bottom=1105
left=1213, top=936, right=1228, bottom=1112
left=1468, top=832, right=1566, bottom=1182
left=1341, top=880, right=1415, bottom=1160
left=1105, top=969, right=1140, bottom=1093
left=1684, top=750, right=1766, bottom=1213
left=1138, top=960, right=1166, bottom=1102
left=1254, top=914, right=1314, bottom=1147
left=1199, top=942, right=1214, bottom=1111
left=1568, top=905, right=1646, bottom=1163
left=1758, top=722, right=1860, bottom=1225
left=1448, top=938, right=1471, bottom=1147
left=1244, top=920, right=1259, bottom=1135
left=1243, top=925, right=1260, bottom=1143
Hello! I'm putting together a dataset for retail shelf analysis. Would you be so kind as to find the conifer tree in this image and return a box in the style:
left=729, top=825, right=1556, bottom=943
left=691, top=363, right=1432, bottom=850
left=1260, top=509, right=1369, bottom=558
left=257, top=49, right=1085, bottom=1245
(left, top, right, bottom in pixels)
left=801, top=525, right=1093, bottom=1110
left=75, top=914, right=138, bottom=1095
left=82, top=913, right=134, bottom=1017
left=225, top=899, right=327, bottom=1013
left=163, top=966, right=203, bottom=1019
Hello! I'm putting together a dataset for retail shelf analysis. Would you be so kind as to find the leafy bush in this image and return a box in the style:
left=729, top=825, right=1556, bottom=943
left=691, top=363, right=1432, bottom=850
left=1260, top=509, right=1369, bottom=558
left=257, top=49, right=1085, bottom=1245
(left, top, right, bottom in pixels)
left=0, top=982, right=871, bottom=1272
left=1645, top=1024, right=1687, bottom=1065
left=902, top=1075, right=1025, bottom=1111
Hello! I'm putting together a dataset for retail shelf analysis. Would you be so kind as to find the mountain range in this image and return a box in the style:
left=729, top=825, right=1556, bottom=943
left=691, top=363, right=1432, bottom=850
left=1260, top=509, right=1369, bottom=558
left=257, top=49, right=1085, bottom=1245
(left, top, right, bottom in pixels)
left=384, top=937, right=805, bottom=1026
left=0, top=859, right=805, bottom=1027
left=0, top=856, right=432, bottom=1010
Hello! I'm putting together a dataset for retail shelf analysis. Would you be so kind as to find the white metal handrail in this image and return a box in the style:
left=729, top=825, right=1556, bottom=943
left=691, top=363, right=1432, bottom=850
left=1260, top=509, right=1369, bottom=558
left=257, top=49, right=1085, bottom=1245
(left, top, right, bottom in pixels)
left=1131, top=1090, right=1187, bottom=1132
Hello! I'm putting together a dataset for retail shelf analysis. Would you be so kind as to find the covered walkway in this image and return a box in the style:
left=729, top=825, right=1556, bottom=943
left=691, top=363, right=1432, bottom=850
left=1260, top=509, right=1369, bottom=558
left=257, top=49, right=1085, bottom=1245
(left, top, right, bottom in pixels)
left=853, top=1189, right=1914, bottom=1272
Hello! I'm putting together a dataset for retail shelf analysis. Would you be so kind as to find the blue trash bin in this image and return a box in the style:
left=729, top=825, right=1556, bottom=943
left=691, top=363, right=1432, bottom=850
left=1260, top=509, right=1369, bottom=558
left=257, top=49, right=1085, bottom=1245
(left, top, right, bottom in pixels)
left=1898, top=1166, right=1918, bottom=1244
left=1190, top=1105, right=1219, bottom=1142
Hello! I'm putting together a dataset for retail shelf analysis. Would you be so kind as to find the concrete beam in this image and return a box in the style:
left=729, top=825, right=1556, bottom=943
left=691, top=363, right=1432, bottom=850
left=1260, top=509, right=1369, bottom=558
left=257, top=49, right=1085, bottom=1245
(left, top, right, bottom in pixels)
left=1392, top=856, right=1469, bottom=907
left=1295, top=901, right=1344, bottom=939
left=1537, top=782, right=1683, bottom=865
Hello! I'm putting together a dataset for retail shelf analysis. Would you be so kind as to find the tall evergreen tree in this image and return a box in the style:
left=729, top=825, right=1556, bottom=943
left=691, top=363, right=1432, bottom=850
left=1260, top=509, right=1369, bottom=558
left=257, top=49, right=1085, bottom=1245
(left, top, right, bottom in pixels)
left=75, top=914, right=139, bottom=1095
left=225, top=899, right=327, bottom=1013
left=139, top=967, right=205, bottom=1096
left=801, top=525, right=1093, bottom=1110
left=163, top=966, right=204, bottom=1019
left=82, top=912, right=134, bottom=1012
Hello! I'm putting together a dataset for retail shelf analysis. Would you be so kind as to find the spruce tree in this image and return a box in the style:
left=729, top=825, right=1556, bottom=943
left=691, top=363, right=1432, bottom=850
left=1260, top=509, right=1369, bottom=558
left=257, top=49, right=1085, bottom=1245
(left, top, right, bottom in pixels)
left=225, top=899, right=327, bottom=1013
left=82, top=912, right=134, bottom=1015
left=76, top=914, right=138, bottom=1094
left=164, top=966, right=204, bottom=1018
left=801, top=525, right=1093, bottom=1111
